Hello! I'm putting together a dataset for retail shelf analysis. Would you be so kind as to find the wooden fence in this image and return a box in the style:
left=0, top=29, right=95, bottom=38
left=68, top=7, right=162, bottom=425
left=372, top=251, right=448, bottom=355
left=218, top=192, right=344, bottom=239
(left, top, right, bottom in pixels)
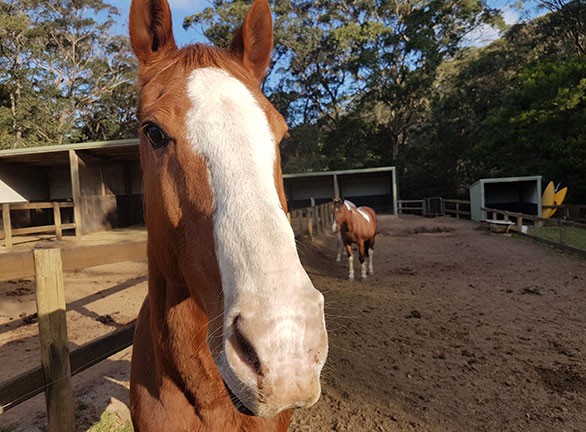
left=481, top=206, right=586, bottom=257
left=541, top=204, right=586, bottom=223
left=1, top=201, right=76, bottom=250
left=397, top=199, right=425, bottom=215
left=0, top=241, right=146, bottom=431
left=398, top=198, right=471, bottom=219
left=0, top=202, right=331, bottom=430
left=288, top=202, right=333, bottom=241
left=444, top=199, right=471, bottom=219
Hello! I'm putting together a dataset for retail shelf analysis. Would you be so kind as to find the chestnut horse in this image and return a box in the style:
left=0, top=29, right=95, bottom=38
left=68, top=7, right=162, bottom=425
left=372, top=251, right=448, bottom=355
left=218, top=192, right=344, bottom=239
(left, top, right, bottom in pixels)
left=332, top=199, right=377, bottom=280
left=128, top=0, right=328, bottom=430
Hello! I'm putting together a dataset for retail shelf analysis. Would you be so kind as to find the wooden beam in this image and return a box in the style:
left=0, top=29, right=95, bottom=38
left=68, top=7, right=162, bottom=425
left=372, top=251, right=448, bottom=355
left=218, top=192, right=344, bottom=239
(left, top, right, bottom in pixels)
left=6, top=202, right=74, bottom=211
left=60, top=241, right=147, bottom=271
left=0, top=241, right=146, bottom=282
left=0, top=251, right=34, bottom=281
left=2, top=204, right=12, bottom=250
left=0, top=324, right=135, bottom=414
left=68, top=150, right=82, bottom=237
left=333, top=174, right=340, bottom=199
left=307, top=208, right=313, bottom=241
left=53, top=202, right=62, bottom=240
left=34, top=249, right=75, bottom=432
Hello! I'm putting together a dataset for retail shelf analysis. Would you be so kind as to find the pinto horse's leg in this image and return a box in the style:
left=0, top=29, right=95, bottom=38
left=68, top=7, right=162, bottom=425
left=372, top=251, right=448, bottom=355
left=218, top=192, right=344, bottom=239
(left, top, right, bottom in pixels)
left=345, top=244, right=354, bottom=280
left=336, top=232, right=342, bottom=262
left=359, top=241, right=367, bottom=280
left=366, top=238, right=374, bottom=275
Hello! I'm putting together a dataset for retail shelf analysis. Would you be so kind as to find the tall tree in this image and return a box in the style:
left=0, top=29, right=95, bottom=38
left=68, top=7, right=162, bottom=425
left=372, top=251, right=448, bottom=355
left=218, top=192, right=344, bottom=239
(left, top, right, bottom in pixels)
left=0, top=0, right=137, bottom=148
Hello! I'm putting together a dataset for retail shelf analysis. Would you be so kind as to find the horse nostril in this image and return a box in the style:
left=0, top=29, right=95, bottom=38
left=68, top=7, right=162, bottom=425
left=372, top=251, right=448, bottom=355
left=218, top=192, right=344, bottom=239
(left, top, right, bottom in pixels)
left=232, top=316, right=263, bottom=376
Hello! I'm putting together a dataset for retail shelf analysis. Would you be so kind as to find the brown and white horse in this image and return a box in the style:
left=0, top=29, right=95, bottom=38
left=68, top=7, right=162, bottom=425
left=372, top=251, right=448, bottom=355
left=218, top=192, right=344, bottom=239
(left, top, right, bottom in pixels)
left=332, top=199, right=377, bottom=280
left=128, top=0, right=328, bottom=430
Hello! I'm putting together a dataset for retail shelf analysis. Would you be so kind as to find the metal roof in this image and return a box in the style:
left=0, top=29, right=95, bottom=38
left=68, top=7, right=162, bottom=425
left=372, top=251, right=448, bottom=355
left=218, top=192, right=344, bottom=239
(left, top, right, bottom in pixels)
left=470, top=175, right=542, bottom=188
left=283, top=166, right=395, bottom=179
left=0, top=139, right=140, bottom=167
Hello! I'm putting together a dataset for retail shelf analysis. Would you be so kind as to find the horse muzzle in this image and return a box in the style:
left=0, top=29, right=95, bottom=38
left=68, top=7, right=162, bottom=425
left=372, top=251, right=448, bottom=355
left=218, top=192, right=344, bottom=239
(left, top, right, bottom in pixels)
left=219, top=284, right=328, bottom=417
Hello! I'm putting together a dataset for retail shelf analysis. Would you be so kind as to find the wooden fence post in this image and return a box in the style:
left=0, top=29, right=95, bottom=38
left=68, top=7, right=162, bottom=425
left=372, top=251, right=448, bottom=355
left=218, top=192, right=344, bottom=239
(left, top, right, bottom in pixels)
left=34, top=248, right=75, bottom=432
left=2, top=204, right=12, bottom=250
left=53, top=203, right=62, bottom=241
left=517, top=216, right=523, bottom=233
left=313, top=205, right=319, bottom=235
left=297, top=210, right=304, bottom=236
left=322, top=205, right=328, bottom=231
left=306, top=208, right=313, bottom=241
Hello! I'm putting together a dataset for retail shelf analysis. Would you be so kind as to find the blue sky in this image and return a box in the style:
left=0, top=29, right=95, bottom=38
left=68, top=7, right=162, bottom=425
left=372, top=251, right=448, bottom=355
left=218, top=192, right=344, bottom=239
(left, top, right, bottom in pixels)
left=114, top=0, right=209, bottom=46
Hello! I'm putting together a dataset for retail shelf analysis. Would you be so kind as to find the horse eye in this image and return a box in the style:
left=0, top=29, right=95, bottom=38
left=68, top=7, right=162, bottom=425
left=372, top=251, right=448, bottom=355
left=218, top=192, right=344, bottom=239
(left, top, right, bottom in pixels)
left=143, top=123, right=170, bottom=150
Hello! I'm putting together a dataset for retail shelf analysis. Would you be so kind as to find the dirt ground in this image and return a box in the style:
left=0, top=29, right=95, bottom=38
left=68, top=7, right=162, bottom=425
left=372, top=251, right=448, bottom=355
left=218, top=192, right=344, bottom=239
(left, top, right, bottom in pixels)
left=1, top=215, right=586, bottom=431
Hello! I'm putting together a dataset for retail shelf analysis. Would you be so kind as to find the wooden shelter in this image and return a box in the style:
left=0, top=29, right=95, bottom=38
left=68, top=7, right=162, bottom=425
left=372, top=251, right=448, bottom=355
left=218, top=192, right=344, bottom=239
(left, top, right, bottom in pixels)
left=0, top=139, right=142, bottom=236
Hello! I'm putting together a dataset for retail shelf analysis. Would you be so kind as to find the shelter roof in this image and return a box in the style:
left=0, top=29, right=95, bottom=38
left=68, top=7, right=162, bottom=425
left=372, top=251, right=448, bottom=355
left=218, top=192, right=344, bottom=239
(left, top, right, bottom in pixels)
left=0, top=139, right=140, bottom=167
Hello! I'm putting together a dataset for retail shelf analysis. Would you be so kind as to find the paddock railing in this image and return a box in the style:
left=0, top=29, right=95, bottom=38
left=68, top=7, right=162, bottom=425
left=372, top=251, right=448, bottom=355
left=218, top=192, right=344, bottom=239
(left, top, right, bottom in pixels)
left=398, top=199, right=425, bottom=215
left=1, top=201, right=76, bottom=250
left=288, top=202, right=334, bottom=241
left=0, top=241, right=146, bottom=432
left=398, top=198, right=472, bottom=219
left=541, top=204, right=586, bottom=223
left=443, top=199, right=471, bottom=219
left=481, top=207, right=586, bottom=257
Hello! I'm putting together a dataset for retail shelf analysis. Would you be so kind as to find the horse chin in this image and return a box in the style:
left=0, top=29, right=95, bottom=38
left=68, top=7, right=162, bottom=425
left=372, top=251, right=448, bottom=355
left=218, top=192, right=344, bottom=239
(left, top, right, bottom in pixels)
left=222, top=379, right=255, bottom=416
left=218, top=355, right=311, bottom=419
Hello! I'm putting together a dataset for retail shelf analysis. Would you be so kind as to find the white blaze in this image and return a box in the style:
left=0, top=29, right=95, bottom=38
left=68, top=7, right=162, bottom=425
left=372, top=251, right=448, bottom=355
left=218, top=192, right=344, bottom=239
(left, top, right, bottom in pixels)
left=185, top=67, right=306, bottom=305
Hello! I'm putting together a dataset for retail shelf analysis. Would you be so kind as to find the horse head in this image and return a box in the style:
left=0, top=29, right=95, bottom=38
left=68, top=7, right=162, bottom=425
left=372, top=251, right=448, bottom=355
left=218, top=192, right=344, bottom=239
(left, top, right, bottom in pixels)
left=332, top=198, right=350, bottom=232
left=129, top=0, right=327, bottom=418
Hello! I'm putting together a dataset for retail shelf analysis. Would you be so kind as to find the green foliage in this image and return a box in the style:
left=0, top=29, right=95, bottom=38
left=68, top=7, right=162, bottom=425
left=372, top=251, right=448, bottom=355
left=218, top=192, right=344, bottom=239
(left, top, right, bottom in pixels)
left=0, top=0, right=137, bottom=149
left=401, top=2, right=586, bottom=201
left=479, top=59, right=586, bottom=201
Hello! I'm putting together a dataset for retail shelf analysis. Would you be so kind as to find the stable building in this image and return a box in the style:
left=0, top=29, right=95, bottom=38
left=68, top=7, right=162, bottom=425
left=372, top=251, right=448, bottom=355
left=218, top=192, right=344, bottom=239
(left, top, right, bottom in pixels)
left=284, top=167, right=398, bottom=214
left=0, top=139, right=142, bottom=236
left=469, top=175, right=542, bottom=221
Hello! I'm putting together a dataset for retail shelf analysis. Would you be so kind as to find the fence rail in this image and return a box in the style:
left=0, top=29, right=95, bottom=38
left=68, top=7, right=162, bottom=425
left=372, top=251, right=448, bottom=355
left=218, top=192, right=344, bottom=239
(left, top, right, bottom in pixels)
left=1, top=201, right=75, bottom=250
left=398, top=199, right=425, bottom=215
left=0, top=240, right=147, bottom=431
left=443, top=199, right=471, bottom=219
left=288, top=202, right=333, bottom=241
left=481, top=207, right=586, bottom=257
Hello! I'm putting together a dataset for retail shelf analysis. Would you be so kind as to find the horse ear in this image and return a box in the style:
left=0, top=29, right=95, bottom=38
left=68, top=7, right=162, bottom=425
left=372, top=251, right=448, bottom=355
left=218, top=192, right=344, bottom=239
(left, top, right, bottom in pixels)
left=129, top=0, right=177, bottom=66
left=230, top=0, right=273, bottom=82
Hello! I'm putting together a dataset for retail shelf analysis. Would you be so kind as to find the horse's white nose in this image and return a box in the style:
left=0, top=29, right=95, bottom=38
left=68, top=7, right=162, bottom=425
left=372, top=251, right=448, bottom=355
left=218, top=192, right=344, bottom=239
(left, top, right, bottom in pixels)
left=224, top=287, right=327, bottom=417
left=331, top=222, right=338, bottom=233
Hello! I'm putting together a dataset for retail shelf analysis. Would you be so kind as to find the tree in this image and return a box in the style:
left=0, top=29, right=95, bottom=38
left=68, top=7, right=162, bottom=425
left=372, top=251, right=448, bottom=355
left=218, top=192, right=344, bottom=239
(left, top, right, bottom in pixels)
left=0, top=0, right=137, bottom=148
left=478, top=59, right=586, bottom=201
left=537, top=0, right=586, bottom=56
